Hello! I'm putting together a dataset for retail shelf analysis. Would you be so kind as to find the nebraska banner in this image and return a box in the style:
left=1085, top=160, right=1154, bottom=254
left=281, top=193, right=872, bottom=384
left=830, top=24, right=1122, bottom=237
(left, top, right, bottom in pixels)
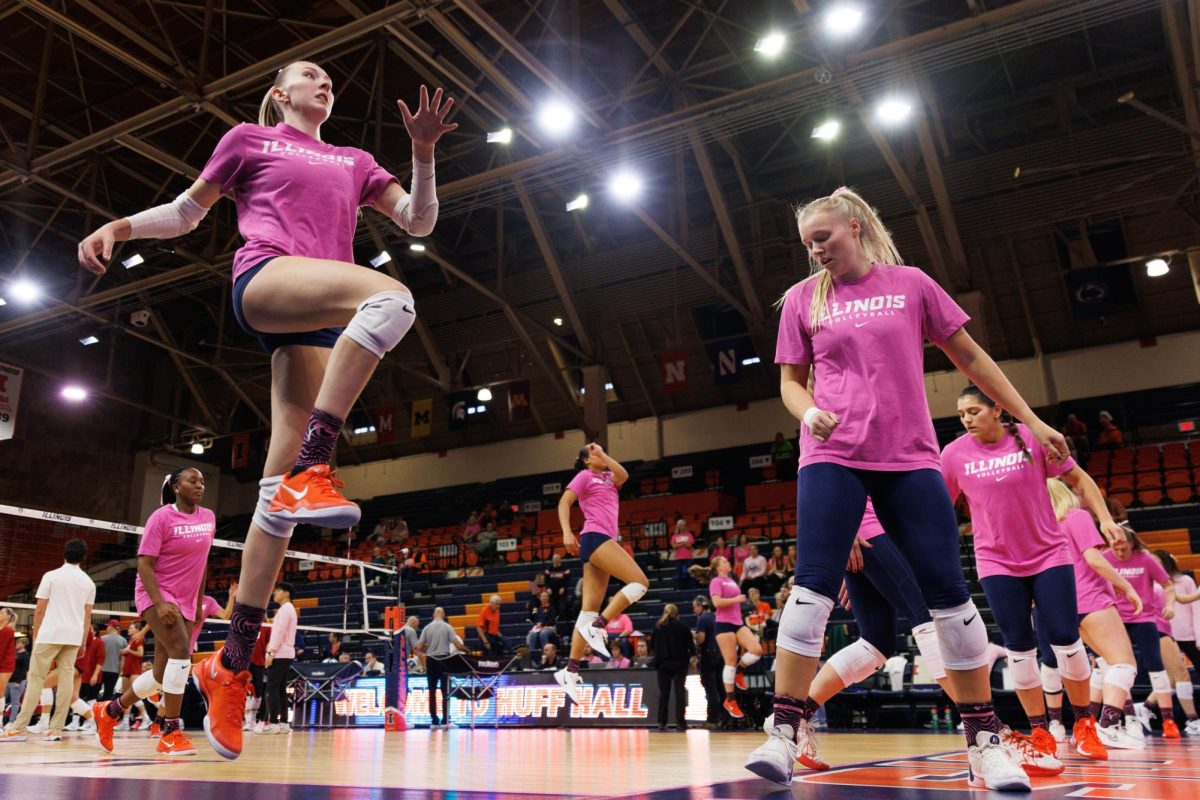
left=659, top=351, right=688, bottom=395
left=0, top=362, right=23, bottom=441
left=376, top=405, right=396, bottom=444
left=411, top=399, right=432, bottom=438
left=508, top=380, right=531, bottom=423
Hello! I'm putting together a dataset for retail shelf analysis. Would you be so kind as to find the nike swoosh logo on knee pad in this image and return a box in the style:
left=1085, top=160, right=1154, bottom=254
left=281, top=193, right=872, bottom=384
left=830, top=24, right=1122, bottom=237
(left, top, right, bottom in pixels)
left=963, top=614, right=977, bottom=626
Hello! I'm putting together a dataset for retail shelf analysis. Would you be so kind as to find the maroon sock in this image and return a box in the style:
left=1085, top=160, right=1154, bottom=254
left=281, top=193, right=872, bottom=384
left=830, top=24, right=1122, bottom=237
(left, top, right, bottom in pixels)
left=220, top=602, right=265, bottom=672
left=567, top=658, right=581, bottom=674
left=592, top=615, right=608, bottom=629
left=1045, top=703, right=1063, bottom=723
left=1099, top=703, right=1123, bottom=728
left=291, top=408, right=343, bottom=476
left=1123, top=699, right=1135, bottom=717
left=960, top=701, right=1003, bottom=746
left=1071, top=703, right=1093, bottom=720
left=773, top=694, right=806, bottom=731
left=1089, top=701, right=1102, bottom=717
left=104, top=699, right=124, bottom=720
left=803, top=696, right=820, bottom=720
left=160, top=716, right=181, bottom=735
left=1028, top=713, right=1047, bottom=730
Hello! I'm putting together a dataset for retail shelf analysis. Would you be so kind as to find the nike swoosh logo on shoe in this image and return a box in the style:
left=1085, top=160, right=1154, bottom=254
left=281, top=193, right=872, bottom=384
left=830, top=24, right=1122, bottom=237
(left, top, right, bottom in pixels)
left=282, top=485, right=309, bottom=500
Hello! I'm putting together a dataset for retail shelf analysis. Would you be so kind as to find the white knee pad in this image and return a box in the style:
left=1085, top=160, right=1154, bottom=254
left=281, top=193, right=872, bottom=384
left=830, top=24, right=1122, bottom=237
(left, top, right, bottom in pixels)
left=722, top=665, right=737, bottom=685
left=912, top=622, right=946, bottom=680
left=1090, top=665, right=1105, bottom=691
left=1007, top=648, right=1042, bottom=690
left=1051, top=640, right=1091, bottom=682
left=1149, top=670, right=1172, bottom=695
left=930, top=601, right=989, bottom=670
left=1177, top=682, right=1194, bottom=701
left=1103, top=662, right=1137, bottom=694
left=132, top=669, right=162, bottom=699
left=619, top=582, right=648, bottom=605
left=574, top=611, right=598, bottom=632
left=161, top=659, right=192, bottom=696
left=740, top=652, right=761, bottom=667
left=828, top=639, right=886, bottom=686
left=343, top=290, right=416, bottom=359
left=70, top=698, right=92, bottom=717
left=253, top=475, right=297, bottom=539
left=776, top=586, right=835, bottom=657
left=1040, top=664, right=1063, bottom=694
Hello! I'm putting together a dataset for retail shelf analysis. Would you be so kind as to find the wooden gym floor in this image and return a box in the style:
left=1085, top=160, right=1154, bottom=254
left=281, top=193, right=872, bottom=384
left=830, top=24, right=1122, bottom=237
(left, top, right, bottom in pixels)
left=0, top=727, right=1196, bottom=799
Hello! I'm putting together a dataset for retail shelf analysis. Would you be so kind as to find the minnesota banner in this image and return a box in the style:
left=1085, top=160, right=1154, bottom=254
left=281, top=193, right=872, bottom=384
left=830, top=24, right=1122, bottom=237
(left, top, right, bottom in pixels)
left=508, top=380, right=531, bottom=422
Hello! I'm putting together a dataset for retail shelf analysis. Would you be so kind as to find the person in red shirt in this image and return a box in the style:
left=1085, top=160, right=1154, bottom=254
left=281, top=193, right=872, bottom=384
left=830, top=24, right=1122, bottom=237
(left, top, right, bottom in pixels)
left=0, top=608, right=15, bottom=723
left=117, top=621, right=148, bottom=729
left=477, top=595, right=504, bottom=657
left=65, top=625, right=107, bottom=732
left=246, top=620, right=272, bottom=732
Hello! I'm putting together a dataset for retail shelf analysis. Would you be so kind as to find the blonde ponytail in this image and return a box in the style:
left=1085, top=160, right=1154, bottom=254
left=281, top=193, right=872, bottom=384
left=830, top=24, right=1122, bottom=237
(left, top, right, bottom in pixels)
left=1046, top=478, right=1078, bottom=521
left=258, top=63, right=298, bottom=126
left=791, top=187, right=903, bottom=332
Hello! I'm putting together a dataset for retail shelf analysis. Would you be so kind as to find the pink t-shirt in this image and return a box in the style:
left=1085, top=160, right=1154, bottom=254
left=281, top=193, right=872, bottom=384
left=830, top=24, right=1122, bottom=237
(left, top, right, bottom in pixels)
left=1171, top=574, right=1197, bottom=641
left=858, top=500, right=886, bottom=542
left=566, top=469, right=620, bottom=538
left=1152, top=585, right=1172, bottom=636
left=671, top=531, right=695, bottom=560
left=199, top=122, right=397, bottom=280
left=604, top=614, right=634, bottom=637
left=189, top=595, right=224, bottom=652
left=1059, top=508, right=1116, bottom=615
left=1102, top=549, right=1170, bottom=624
left=709, top=575, right=743, bottom=626
left=941, top=425, right=1075, bottom=578
left=268, top=601, right=298, bottom=660
left=135, top=504, right=216, bottom=621
left=709, top=545, right=732, bottom=564
left=775, top=264, right=969, bottom=471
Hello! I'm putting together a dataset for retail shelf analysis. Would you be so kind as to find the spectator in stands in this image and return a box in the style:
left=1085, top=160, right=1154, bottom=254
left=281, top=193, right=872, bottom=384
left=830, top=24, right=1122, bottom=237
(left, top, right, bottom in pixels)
left=544, top=554, right=571, bottom=617
left=732, top=534, right=751, bottom=573
left=417, top=608, right=465, bottom=728
left=606, top=645, right=631, bottom=669
left=708, top=536, right=732, bottom=565
left=403, top=616, right=423, bottom=672
left=632, top=636, right=653, bottom=668
left=1062, top=414, right=1089, bottom=457
left=744, top=587, right=772, bottom=640
left=540, top=642, right=560, bottom=670
left=361, top=651, right=385, bottom=675
left=400, top=547, right=426, bottom=582
left=670, top=520, right=696, bottom=589
left=526, top=591, right=558, bottom=651
left=785, top=544, right=797, bottom=575
left=0, top=608, right=14, bottom=724
left=1097, top=410, right=1123, bottom=448
left=528, top=571, right=548, bottom=597
left=477, top=595, right=505, bottom=657
left=368, top=547, right=388, bottom=586
left=496, top=499, right=515, bottom=527
left=584, top=644, right=603, bottom=666
left=740, top=544, right=768, bottom=594
left=472, top=521, right=499, bottom=564
left=6, top=538, right=94, bottom=742
left=513, top=644, right=535, bottom=670
left=567, top=575, right=584, bottom=620
left=765, top=545, right=789, bottom=596
left=461, top=512, right=482, bottom=542
left=771, top=432, right=796, bottom=466
left=99, top=619, right=124, bottom=703
left=322, top=632, right=344, bottom=662
left=653, top=603, right=696, bottom=730
left=605, top=610, right=635, bottom=657
left=337, top=652, right=351, bottom=664
left=5, top=638, right=28, bottom=725
left=263, top=582, right=297, bottom=733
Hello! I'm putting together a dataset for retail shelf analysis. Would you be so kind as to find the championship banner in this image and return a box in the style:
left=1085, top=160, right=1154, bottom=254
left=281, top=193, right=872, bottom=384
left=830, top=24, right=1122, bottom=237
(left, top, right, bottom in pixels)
left=411, top=399, right=432, bottom=438
left=0, top=362, right=23, bottom=441
left=230, top=432, right=250, bottom=468
left=508, top=380, right=531, bottom=423
left=659, top=351, right=688, bottom=394
left=376, top=405, right=396, bottom=444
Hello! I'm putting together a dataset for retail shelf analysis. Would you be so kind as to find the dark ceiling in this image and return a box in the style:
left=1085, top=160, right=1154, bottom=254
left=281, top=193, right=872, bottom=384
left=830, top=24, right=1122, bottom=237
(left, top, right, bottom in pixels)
left=1, top=0, right=1198, bottom=469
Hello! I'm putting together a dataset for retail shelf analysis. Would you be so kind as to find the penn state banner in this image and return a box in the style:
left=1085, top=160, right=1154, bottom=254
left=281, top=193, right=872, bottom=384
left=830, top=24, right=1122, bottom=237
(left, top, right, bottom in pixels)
left=410, top=398, right=432, bottom=438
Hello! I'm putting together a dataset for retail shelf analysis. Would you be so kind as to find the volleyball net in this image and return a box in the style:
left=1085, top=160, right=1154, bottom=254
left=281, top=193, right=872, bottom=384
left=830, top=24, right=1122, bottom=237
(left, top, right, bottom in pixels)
left=0, top=503, right=401, bottom=654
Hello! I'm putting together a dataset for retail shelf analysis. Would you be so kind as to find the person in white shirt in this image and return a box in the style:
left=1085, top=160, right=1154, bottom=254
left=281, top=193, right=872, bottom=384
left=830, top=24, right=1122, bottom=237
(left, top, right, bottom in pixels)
left=5, top=539, right=95, bottom=741
left=362, top=651, right=386, bottom=675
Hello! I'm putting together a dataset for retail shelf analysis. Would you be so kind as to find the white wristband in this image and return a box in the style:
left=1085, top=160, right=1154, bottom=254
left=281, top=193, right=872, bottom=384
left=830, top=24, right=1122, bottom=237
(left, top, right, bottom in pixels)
left=803, top=407, right=823, bottom=429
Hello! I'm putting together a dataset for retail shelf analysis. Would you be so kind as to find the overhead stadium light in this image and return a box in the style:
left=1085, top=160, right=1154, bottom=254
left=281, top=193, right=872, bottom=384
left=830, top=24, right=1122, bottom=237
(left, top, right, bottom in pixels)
left=1145, top=258, right=1169, bottom=277
left=565, top=194, right=589, bottom=212
left=824, top=4, right=865, bottom=38
left=812, top=120, right=841, bottom=140
left=754, top=32, right=786, bottom=57
left=486, top=128, right=513, bottom=144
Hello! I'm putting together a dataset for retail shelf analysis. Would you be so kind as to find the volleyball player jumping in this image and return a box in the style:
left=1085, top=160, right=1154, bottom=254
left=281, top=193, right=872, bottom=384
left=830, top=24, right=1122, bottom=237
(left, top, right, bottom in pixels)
left=79, top=63, right=455, bottom=759
left=747, top=187, right=1067, bottom=791
left=554, top=444, right=649, bottom=702
left=686, top=557, right=763, bottom=720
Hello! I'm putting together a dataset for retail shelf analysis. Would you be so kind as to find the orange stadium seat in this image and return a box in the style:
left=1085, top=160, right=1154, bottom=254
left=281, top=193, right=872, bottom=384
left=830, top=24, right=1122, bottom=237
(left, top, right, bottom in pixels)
left=1136, top=488, right=1165, bottom=507
left=1135, top=445, right=1161, bottom=471
left=1161, top=443, right=1187, bottom=468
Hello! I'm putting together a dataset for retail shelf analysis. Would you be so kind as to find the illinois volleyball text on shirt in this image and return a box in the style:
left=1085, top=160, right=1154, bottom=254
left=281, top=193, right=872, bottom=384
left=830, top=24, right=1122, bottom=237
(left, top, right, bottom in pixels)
left=259, top=138, right=357, bottom=167
left=961, top=452, right=1030, bottom=478
left=818, top=294, right=907, bottom=325
left=169, top=522, right=215, bottom=539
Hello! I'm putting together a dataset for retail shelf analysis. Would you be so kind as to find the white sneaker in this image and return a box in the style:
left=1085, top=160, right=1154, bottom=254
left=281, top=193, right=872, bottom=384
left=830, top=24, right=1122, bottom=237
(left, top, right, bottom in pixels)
left=578, top=623, right=610, bottom=659
left=258, top=723, right=279, bottom=735
left=554, top=668, right=583, bottom=704
left=253, top=721, right=265, bottom=734
left=1185, top=718, right=1200, bottom=737
left=744, top=722, right=798, bottom=786
left=115, top=717, right=130, bottom=732
left=65, top=719, right=80, bottom=732
left=1097, top=722, right=1145, bottom=750
left=243, top=716, right=254, bottom=731
left=42, top=732, right=62, bottom=743
left=1124, top=715, right=1146, bottom=743
left=80, top=719, right=96, bottom=734
left=1047, top=720, right=1067, bottom=743
left=761, top=714, right=830, bottom=771
left=277, top=723, right=291, bottom=734
left=1133, top=702, right=1155, bottom=732
left=967, top=730, right=1032, bottom=792
left=28, top=721, right=48, bottom=735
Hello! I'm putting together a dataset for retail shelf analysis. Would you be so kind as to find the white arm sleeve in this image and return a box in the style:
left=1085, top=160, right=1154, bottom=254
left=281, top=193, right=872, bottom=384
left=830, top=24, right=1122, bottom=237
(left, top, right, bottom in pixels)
left=388, top=158, right=438, bottom=237
left=125, top=191, right=209, bottom=239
